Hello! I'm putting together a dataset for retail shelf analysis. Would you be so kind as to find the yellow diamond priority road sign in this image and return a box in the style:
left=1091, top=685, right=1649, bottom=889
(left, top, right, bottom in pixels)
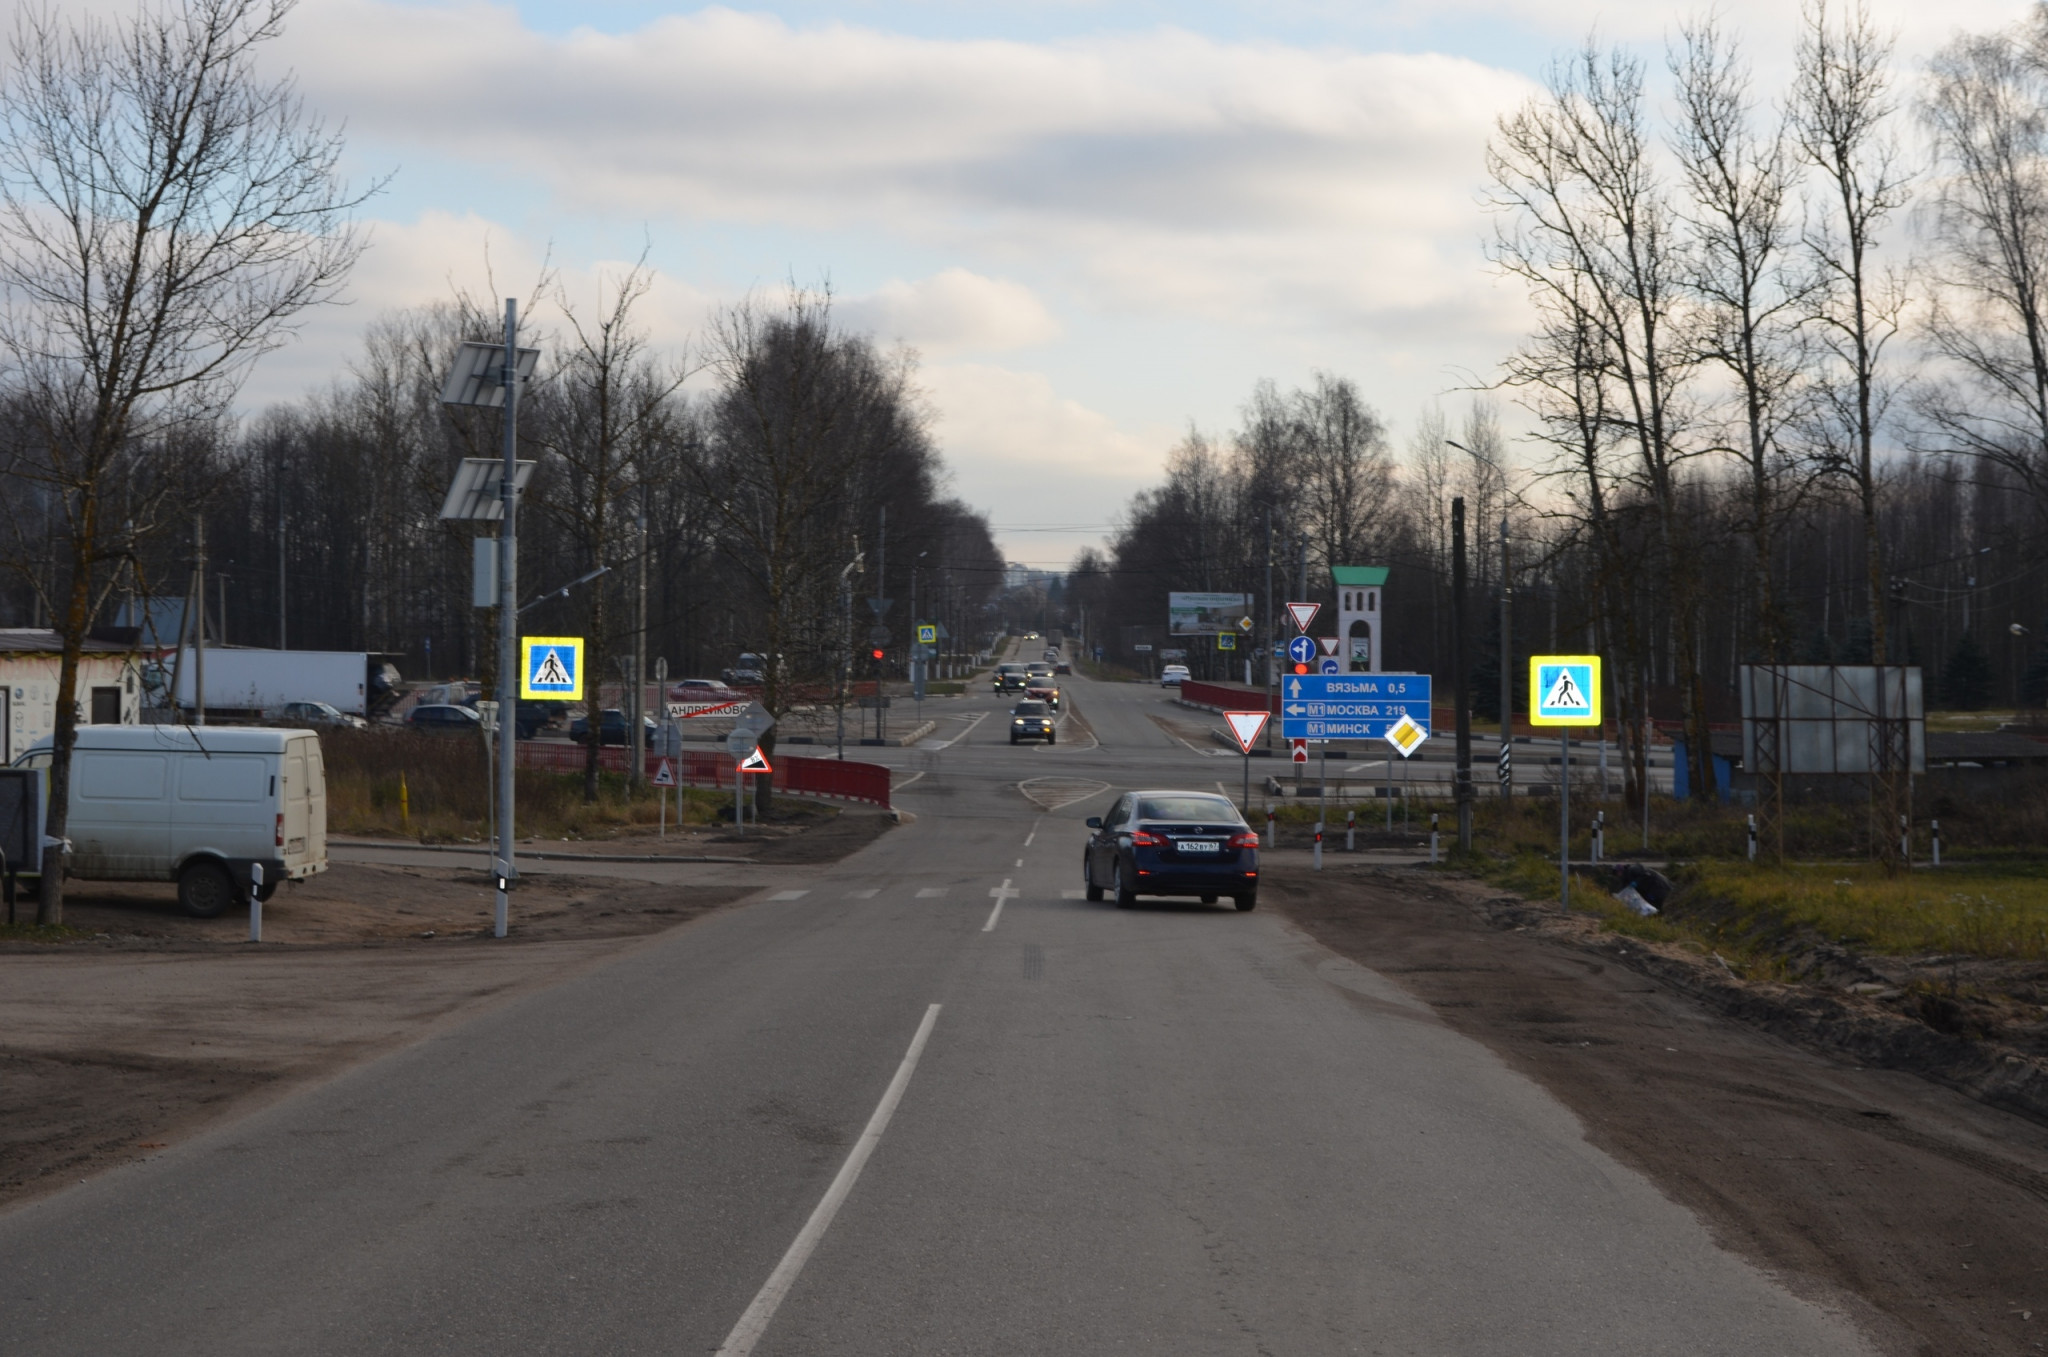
left=1383, top=712, right=1428, bottom=758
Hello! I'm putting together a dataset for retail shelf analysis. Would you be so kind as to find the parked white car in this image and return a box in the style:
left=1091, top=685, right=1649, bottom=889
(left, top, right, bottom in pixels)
left=12, top=725, right=328, bottom=917
left=1160, top=664, right=1192, bottom=687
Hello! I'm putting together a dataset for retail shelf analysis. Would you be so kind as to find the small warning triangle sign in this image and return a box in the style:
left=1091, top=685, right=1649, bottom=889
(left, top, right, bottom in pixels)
left=1224, top=710, right=1269, bottom=753
left=737, top=747, right=772, bottom=774
left=533, top=649, right=570, bottom=686
left=1286, top=602, right=1319, bottom=633
left=1318, top=636, right=1339, bottom=656
left=652, top=759, right=676, bottom=787
left=1544, top=669, right=1588, bottom=711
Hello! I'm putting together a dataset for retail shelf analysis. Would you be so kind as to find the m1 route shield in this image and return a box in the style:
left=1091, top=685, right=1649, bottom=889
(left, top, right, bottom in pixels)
left=1279, top=673, right=1432, bottom=741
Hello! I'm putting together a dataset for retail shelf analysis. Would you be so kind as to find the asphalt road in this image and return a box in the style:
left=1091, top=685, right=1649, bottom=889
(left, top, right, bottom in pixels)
left=0, top=658, right=1866, bottom=1354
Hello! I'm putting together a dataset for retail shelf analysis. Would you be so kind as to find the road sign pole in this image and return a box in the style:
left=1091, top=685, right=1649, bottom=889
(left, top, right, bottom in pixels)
left=1242, top=746, right=1250, bottom=818
left=1316, top=744, right=1327, bottom=871
left=1560, top=728, right=1570, bottom=911
left=495, top=298, right=519, bottom=941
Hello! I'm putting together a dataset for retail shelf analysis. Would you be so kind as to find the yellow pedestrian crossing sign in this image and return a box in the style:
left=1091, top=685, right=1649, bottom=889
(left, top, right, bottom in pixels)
left=1529, top=654, right=1600, bottom=726
left=521, top=636, right=584, bottom=700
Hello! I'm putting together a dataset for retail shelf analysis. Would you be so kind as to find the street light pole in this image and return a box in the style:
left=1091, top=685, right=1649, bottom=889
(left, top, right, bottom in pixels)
left=494, top=299, right=520, bottom=940
left=1500, top=515, right=1512, bottom=802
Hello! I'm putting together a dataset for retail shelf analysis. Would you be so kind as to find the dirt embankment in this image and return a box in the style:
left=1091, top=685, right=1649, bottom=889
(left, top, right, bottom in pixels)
left=1270, top=862, right=2048, bottom=1357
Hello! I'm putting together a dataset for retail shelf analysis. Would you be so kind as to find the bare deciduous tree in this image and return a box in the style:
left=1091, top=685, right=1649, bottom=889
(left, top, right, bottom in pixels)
left=1920, top=12, right=2048, bottom=527
left=1793, top=0, right=1909, bottom=662
left=0, top=0, right=371, bottom=922
left=1672, top=16, right=1810, bottom=661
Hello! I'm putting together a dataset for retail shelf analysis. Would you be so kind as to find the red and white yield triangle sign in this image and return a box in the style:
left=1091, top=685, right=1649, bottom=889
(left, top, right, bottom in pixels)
left=652, top=759, right=676, bottom=787
left=1224, top=710, right=1270, bottom=753
left=1286, top=602, right=1319, bottom=634
left=737, top=747, right=772, bottom=774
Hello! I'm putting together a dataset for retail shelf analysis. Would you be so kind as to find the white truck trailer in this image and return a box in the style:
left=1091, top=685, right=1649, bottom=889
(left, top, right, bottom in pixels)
left=171, top=648, right=395, bottom=718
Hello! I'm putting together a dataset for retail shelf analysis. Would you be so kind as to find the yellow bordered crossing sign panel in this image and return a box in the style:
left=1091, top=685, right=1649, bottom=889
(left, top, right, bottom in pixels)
left=521, top=636, right=584, bottom=700
left=1529, top=654, right=1601, bottom=727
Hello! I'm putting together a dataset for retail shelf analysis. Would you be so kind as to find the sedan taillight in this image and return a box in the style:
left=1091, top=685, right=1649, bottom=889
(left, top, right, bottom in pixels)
left=1129, top=829, right=1165, bottom=847
left=1228, top=830, right=1259, bottom=849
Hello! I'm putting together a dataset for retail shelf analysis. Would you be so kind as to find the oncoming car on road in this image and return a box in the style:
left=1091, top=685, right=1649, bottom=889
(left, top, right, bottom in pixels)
left=1160, top=663, right=1191, bottom=687
left=993, top=663, right=1029, bottom=694
left=1009, top=700, right=1056, bottom=744
left=1083, top=790, right=1258, bottom=911
left=1024, top=675, right=1060, bottom=709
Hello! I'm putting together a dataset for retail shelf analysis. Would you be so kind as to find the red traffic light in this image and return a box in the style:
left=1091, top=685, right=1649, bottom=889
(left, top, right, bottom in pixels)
left=1293, top=663, right=1308, bottom=674
left=871, top=648, right=885, bottom=660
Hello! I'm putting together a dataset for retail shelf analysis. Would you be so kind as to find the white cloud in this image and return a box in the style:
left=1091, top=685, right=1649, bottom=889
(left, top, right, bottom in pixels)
left=275, top=3, right=1538, bottom=336
left=919, top=362, right=1171, bottom=563
left=837, top=269, right=1060, bottom=356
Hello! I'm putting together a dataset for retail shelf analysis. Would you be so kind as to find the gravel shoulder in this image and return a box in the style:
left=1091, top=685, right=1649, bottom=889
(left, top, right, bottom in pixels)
left=1267, top=858, right=2048, bottom=1357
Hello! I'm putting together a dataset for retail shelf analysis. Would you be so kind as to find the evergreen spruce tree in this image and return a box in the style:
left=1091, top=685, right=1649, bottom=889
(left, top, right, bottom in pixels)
left=1941, top=632, right=1995, bottom=710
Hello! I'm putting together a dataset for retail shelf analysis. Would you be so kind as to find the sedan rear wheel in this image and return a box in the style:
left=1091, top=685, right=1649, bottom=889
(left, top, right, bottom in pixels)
left=1234, top=891, right=1258, bottom=912
left=1084, top=856, right=1104, bottom=902
left=1115, top=859, right=1137, bottom=909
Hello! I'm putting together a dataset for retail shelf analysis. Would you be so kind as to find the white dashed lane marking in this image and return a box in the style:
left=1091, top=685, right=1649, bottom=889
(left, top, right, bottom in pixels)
left=916, top=887, right=947, bottom=898
left=845, top=889, right=878, bottom=899
left=767, top=890, right=809, bottom=902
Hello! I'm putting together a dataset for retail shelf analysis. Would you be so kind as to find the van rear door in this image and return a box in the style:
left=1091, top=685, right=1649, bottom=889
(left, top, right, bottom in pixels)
left=281, top=736, right=327, bottom=875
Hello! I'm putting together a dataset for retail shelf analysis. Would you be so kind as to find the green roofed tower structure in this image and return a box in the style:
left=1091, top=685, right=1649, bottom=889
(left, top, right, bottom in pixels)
left=1332, top=566, right=1389, bottom=673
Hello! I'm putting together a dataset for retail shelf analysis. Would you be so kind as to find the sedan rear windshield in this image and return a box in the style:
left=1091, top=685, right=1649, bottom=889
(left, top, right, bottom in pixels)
left=1136, top=795, right=1239, bottom=822
left=997, top=664, right=1026, bottom=673
left=1013, top=702, right=1049, bottom=716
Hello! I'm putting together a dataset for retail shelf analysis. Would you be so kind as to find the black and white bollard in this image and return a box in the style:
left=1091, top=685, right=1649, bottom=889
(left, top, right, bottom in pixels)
left=1899, top=813, right=1910, bottom=866
left=1747, top=813, right=1757, bottom=863
left=1266, top=804, right=1277, bottom=849
left=248, top=862, right=264, bottom=943
left=1313, top=821, right=1324, bottom=871
left=1932, top=818, right=1942, bottom=867
left=1346, top=807, right=1356, bottom=853
left=1429, top=812, right=1440, bottom=864
left=1592, top=811, right=1605, bottom=865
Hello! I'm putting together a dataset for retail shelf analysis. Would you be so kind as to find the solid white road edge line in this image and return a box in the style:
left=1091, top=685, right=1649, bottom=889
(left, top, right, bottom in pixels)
left=713, top=1003, right=943, bottom=1357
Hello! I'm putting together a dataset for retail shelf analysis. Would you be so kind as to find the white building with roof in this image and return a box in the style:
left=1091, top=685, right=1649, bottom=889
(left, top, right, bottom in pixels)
left=0, top=629, right=144, bottom=762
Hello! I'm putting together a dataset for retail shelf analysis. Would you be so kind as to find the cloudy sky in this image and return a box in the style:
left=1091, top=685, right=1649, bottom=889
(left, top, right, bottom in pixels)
left=222, top=0, right=2026, bottom=567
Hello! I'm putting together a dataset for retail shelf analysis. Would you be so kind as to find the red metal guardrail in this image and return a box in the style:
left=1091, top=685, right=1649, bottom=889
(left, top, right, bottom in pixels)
left=513, top=741, right=892, bottom=809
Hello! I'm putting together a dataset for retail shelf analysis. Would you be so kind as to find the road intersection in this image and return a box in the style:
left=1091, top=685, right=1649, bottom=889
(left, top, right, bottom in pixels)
left=0, top=663, right=1868, bottom=1354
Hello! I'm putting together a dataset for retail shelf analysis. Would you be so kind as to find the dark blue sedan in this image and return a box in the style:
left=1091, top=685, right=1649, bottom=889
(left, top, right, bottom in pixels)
left=1083, top=790, right=1260, bottom=911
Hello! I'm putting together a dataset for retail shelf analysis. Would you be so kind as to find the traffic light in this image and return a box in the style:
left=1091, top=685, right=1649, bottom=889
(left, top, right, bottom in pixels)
left=871, top=648, right=885, bottom=660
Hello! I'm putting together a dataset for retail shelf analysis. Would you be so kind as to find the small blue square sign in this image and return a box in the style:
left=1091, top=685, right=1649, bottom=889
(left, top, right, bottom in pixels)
left=521, top=636, right=583, bottom=701
left=1529, top=655, right=1600, bottom=726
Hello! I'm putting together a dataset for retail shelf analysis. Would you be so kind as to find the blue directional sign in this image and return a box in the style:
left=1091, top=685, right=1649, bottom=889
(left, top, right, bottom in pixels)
left=1279, top=672, right=1432, bottom=741
left=1286, top=635, right=1317, bottom=666
left=1319, top=657, right=1341, bottom=674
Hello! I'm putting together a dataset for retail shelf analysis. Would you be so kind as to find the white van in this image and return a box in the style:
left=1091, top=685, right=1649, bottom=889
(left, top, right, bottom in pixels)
left=13, top=726, right=328, bottom=917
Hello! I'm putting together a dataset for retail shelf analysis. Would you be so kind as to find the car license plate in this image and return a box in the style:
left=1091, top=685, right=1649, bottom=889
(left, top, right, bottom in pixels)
left=1178, top=840, right=1220, bottom=854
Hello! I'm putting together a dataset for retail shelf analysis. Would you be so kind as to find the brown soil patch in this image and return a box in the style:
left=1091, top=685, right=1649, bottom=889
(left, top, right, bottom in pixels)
left=1270, top=862, right=2048, bottom=1357
left=9, top=862, right=745, bottom=947
left=0, top=866, right=761, bottom=1213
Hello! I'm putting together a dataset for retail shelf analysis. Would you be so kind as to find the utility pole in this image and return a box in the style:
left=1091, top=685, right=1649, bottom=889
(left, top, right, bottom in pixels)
left=194, top=515, right=207, bottom=728
left=1500, top=515, right=1512, bottom=802
left=1263, top=510, right=1275, bottom=750
left=630, top=499, right=648, bottom=790
left=277, top=464, right=287, bottom=649
left=494, top=299, right=521, bottom=941
left=1453, top=497, right=1472, bottom=851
